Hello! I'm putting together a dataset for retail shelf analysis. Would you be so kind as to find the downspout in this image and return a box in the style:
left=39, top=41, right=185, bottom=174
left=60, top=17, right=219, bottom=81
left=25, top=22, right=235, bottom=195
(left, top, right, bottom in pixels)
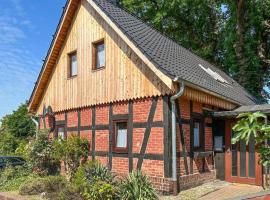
left=31, top=117, right=39, bottom=139
left=170, top=77, right=185, bottom=195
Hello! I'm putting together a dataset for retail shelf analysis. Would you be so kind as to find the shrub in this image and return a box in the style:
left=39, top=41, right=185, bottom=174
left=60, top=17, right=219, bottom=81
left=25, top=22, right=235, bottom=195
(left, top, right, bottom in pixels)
left=52, top=136, right=89, bottom=179
left=26, top=130, right=60, bottom=175
left=119, top=171, right=158, bottom=200
left=0, top=132, right=20, bottom=155
left=84, top=161, right=114, bottom=185
left=83, top=180, right=117, bottom=200
left=0, top=164, right=37, bottom=192
left=19, top=176, right=67, bottom=195
left=56, top=184, right=84, bottom=200
left=74, top=161, right=117, bottom=200
left=74, top=161, right=114, bottom=187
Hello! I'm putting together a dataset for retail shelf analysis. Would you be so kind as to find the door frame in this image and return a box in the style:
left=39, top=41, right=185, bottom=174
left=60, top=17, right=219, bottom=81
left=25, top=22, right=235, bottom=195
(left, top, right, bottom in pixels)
left=224, top=120, right=262, bottom=186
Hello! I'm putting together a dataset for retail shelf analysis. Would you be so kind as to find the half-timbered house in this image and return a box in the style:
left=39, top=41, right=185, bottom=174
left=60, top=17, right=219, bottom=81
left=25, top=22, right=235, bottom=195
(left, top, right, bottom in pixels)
left=28, top=0, right=266, bottom=194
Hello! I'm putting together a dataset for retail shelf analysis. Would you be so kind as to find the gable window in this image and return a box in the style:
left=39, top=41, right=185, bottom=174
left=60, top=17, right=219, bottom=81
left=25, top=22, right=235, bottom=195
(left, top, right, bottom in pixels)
left=113, top=120, right=128, bottom=153
left=92, top=39, right=105, bottom=70
left=68, top=51, right=77, bottom=77
left=56, top=126, right=65, bottom=140
left=192, top=118, right=204, bottom=150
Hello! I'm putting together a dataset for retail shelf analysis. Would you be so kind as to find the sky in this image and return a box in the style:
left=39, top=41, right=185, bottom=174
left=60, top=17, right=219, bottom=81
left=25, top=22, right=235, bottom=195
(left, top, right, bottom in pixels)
left=0, top=1, right=268, bottom=120
left=0, top=0, right=66, bottom=119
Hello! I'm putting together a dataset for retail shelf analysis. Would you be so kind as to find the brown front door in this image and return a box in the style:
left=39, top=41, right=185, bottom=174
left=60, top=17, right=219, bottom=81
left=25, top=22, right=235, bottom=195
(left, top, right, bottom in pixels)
left=224, top=120, right=262, bottom=185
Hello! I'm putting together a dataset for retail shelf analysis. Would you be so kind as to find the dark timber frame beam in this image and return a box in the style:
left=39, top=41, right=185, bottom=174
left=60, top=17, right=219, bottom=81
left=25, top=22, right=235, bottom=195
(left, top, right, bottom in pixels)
left=137, top=97, right=158, bottom=170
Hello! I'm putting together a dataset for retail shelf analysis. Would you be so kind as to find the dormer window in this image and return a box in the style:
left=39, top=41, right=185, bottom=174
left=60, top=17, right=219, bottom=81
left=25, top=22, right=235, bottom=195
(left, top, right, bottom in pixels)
left=68, top=51, right=77, bottom=78
left=92, top=39, right=105, bottom=70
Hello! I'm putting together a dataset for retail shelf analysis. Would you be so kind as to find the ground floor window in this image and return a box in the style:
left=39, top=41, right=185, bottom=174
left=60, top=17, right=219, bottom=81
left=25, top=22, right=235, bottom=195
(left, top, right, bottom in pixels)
left=113, top=120, right=128, bottom=153
left=55, top=126, right=65, bottom=140
left=192, top=117, right=204, bottom=151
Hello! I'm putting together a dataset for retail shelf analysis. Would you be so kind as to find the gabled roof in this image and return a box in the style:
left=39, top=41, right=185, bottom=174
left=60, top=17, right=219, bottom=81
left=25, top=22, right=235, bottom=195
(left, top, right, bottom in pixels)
left=92, top=0, right=257, bottom=105
left=29, top=0, right=257, bottom=112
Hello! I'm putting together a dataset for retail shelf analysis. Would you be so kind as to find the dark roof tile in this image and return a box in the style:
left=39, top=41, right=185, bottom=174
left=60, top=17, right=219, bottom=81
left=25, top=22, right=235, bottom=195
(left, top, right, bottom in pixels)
left=93, top=0, right=257, bottom=105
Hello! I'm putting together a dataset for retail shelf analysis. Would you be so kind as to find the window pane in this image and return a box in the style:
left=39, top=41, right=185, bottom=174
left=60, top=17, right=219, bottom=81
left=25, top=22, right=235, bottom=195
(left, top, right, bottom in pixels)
left=58, top=127, right=65, bottom=140
left=116, top=123, right=127, bottom=148
left=96, top=43, right=105, bottom=68
left=194, top=122, right=200, bottom=147
left=71, top=54, right=77, bottom=76
left=214, top=136, right=223, bottom=151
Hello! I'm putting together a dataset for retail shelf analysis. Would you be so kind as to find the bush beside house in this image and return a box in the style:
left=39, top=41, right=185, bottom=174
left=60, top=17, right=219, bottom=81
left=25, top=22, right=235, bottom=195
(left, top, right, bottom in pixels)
left=0, top=103, right=158, bottom=199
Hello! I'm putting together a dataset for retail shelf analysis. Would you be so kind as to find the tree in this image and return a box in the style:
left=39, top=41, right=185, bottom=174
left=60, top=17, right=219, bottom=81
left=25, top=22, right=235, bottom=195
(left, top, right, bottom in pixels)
left=120, top=0, right=222, bottom=63
left=218, top=0, right=270, bottom=101
left=232, top=112, right=270, bottom=167
left=0, top=102, right=36, bottom=155
left=26, top=130, right=60, bottom=175
left=119, top=0, right=270, bottom=101
left=1, top=102, right=35, bottom=138
left=52, top=136, right=89, bottom=180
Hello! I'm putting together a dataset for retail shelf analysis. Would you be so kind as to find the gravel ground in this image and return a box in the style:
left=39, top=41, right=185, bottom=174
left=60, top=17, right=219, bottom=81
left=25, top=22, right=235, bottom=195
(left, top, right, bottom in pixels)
left=160, top=181, right=230, bottom=200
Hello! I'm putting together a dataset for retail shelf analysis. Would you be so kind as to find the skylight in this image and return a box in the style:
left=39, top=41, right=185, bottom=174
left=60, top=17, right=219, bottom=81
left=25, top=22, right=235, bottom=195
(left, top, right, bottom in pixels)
left=199, top=64, right=229, bottom=84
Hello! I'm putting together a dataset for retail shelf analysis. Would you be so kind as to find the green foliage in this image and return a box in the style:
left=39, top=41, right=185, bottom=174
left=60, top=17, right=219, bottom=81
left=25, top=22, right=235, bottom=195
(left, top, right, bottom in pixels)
left=27, top=130, right=60, bottom=175
left=52, top=136, right=89, bottom=179
left=74, top=161, right=117, bottom=200
left=83, top=180, right=117, bottom=200
left=0, top=165, right=37, bottom=192
left=19, top=176, right=67, bottom=195
left=120, top=0, right=270, bottom=101
left=232, top=112, right=266, bottom=145
left=0, top=132, right=21, bottom=155
left=83, top=161, right=114, bottom=185
left=0, top=102, right=35, bottom=156
left=19, top=176, right=85, bottom=200
left=15, top=140, right=29, bottom=156
left=119, top=170, right=158, bottom=200
left=232, top=112, right=270, bottom=167
left=56, top=184, right=84, bottom=200
left=0, top=103, right=35, bottom=138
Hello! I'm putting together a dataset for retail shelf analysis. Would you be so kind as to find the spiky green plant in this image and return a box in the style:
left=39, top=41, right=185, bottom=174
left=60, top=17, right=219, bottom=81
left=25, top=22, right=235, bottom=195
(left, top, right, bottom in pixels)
left=119, top=170, right=158, bottom=200
left=74, top=161, right=117, bottom=200
left=83, top=161, right=114, bottom=185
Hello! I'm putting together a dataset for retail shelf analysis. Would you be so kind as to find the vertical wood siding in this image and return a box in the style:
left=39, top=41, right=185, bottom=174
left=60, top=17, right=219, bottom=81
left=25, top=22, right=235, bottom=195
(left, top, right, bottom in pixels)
left=36, top=0, right=171, bottom=114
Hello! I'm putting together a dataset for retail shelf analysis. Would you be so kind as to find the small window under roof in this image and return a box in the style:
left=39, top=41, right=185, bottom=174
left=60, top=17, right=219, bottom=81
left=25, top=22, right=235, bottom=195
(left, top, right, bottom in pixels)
left=199, top=64, right=229, bottom=84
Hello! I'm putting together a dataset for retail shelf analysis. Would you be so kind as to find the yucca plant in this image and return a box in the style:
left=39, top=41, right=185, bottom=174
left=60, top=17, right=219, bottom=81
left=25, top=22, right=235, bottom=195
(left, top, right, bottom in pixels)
left=119, top=170, right=158, bottom=200
left=74, top=161, right=118, bottom=200
left=84, top=161, right=114, bottom=184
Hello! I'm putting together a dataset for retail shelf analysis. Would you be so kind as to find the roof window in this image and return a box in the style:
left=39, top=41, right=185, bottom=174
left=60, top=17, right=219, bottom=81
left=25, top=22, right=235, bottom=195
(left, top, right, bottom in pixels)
left=199, top=64, right=229, bottom=84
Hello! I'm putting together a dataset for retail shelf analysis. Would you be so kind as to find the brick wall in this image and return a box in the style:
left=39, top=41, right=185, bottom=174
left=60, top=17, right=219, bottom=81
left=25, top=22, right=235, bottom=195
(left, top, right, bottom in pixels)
left=39, top=96, right=216, bottom=194
left=177, top=97, right=214, bottom=184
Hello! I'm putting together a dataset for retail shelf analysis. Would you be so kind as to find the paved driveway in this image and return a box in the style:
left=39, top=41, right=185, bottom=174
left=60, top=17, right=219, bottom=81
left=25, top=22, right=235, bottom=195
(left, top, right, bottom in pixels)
left=161, top=181, right=264, bottom=200
left=199, top=183, right=263, bottom=200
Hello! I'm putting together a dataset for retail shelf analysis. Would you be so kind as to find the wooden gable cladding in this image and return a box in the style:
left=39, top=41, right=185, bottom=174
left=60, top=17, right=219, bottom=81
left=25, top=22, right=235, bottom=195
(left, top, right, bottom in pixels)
left=29, top=0, right=80, bottom=113
left=183, top=87, right=236, bottom=110
left=35, top=0, right=171, bottom=115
